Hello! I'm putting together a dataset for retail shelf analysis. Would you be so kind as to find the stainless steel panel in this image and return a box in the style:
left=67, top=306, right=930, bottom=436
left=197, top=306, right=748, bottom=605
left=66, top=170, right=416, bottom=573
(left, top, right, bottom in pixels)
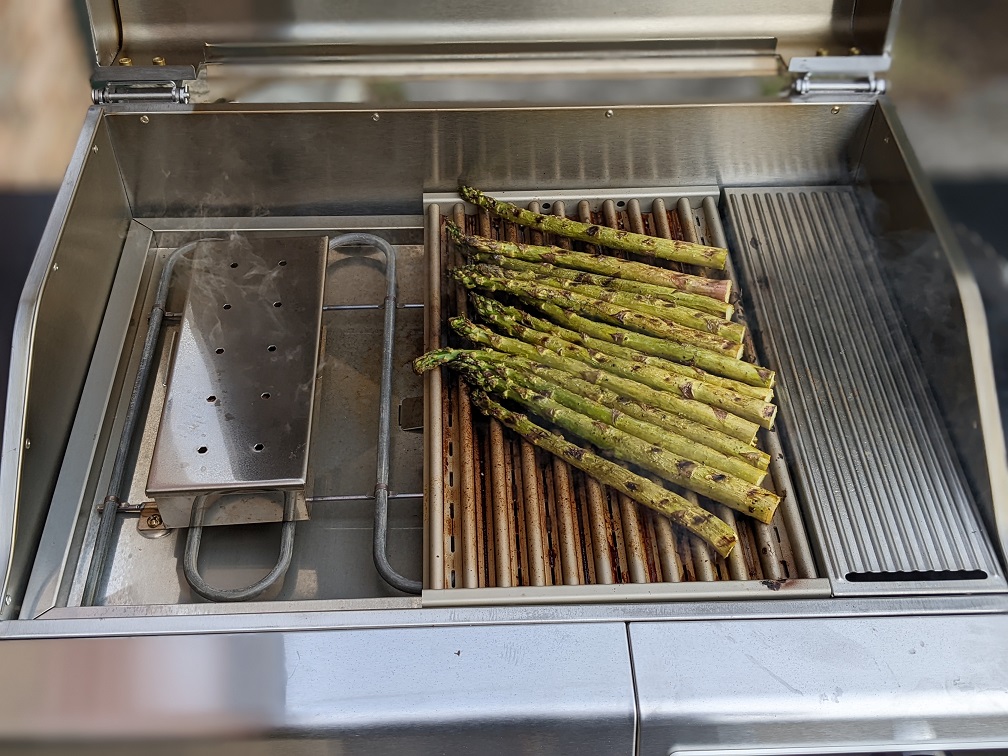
left=84, top=0, right=120, bottom=66
left=5, top=592, right=1006, bottom=636
left=857, top=99, right=1008, bottom=567
left=423, top=579, right=831, bottom=606
left=102, top=103, right=873, bottom=218
left=0, top=110, right=132, bottom=619
left=107, top=0, right=886, bottom=69
left=724, top=186, right=1003, bottom=593
left=18, top=223, right=153, bottom=619
left=147, top=237, right=326, bottom=528
left=631, top=614, right=1008, bottom=754
left=0, top=622, right=635, bottom=753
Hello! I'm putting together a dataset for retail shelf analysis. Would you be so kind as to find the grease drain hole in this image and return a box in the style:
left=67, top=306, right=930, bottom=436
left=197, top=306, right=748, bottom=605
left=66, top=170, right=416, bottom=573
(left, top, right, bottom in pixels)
left=197, top=446, right=208, bottom=454
left=253, top=443, right=264, bottom=452
left=267, top=344, right=277, bottom=352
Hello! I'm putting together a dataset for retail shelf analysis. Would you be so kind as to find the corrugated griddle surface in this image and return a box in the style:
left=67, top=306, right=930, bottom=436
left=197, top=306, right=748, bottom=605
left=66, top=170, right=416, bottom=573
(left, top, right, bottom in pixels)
left=725, top=186, right=1004, bottom=592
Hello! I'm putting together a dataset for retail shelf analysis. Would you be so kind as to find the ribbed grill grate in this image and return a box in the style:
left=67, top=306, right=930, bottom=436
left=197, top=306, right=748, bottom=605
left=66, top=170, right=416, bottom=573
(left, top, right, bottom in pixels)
left=725, top=187, right=1004, bottom=592
left=424, top=191, right=818, bottom=594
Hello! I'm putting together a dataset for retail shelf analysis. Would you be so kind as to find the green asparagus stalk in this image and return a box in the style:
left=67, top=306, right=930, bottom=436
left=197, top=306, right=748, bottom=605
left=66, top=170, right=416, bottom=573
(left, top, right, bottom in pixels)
left=469, top=390, right=738, bottom=556
left=478, top=357, right=766, bottom=485
left=470, top=263, right=745, bottom=343
left=471, top=252, right=734, bottom=318
left=451, top=317, right=760, bottom=443
left=453, top=265, right=743, bottom=358
left=448, top=222, right=731, bottom=301
left=532, top=300, right=775, bottom=389
left=473, top=294, right=778, bottom=429
left=460, top=364, right=778, bottom=522
left=508, top=355, right=771, bottom=470
left=413, top=347, right=770, bottom=470
left=471, top=295, right=775, bottom=428
left=469, top=292, right=770, bottom=400
left=459, top=186, right=728, bottom=270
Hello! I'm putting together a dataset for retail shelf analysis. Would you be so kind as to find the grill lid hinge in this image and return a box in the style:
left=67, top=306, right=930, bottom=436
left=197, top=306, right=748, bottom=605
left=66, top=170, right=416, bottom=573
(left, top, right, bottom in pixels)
left=792, top=72, right=887, bottom=97
left=91, top=64, right=195, bottom=105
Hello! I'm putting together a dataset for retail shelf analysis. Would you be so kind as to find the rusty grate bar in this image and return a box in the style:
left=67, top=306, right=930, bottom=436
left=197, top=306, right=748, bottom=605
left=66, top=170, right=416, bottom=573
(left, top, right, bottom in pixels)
left=425, top=191, right=818, bottom=593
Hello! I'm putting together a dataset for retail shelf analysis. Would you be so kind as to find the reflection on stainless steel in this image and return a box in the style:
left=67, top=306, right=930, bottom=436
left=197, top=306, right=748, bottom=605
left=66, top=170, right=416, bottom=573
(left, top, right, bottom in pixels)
left=102, top=103, right=872, bottom=218
left=633, top=614, right=1008, bottom=753
left=109, top=0, right=891, bottom=71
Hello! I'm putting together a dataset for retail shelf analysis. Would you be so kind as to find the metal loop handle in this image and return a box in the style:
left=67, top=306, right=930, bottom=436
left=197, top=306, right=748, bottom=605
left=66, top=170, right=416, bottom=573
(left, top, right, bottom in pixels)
left=183, top=491, right=297, bottom=602
left=329, top=233, right=422, bottom=595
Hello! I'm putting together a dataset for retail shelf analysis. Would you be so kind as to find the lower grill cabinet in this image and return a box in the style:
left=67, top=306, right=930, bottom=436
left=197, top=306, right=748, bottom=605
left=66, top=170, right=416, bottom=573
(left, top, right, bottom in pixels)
left=423, top=190, right=820, bottom=598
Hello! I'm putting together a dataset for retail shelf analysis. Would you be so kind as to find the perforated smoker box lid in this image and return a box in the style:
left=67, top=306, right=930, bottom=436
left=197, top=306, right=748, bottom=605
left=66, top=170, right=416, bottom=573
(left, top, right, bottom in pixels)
left=84, top=0, right=900, bottom=100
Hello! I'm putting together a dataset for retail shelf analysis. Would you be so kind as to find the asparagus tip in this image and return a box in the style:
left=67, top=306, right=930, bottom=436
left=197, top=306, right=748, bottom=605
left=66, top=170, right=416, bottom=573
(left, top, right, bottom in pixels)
left=445, top=219, right=465, bottom=244
left=458, top=185, right=481, bottom=204
left=412, top=348, right=463, bottom=375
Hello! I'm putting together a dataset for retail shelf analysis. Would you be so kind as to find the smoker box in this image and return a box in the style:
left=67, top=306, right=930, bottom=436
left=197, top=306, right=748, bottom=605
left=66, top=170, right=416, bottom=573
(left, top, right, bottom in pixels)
left=1, top=1, right=1007, bottom=753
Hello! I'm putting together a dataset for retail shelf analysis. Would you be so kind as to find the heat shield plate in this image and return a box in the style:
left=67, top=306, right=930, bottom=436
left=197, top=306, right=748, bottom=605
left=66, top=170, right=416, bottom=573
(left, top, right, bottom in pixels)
left=147, top=236, right=327, bottom=528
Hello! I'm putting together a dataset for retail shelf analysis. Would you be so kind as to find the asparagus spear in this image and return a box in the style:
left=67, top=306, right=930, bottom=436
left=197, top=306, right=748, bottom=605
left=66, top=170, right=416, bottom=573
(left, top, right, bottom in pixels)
left=471, top=293, right=770, bottom=401
left=471, top=252, right=734, bottom=318
left=450, top=317, right=760, bottom=443
left=469, top=390, right=738, bottom=556
left=453, top=265, right=743, bottom=358
left=466, top=355, right=766, bottom=485
left=414, top=347, right=770, bottom=470
left=459, top=363, right=778, bottom=522
left=475, top=294, right=774, bottom=417
left=472, top=296, right=775, bottom=429
left=506, top=354, right=771, bottom=470
left=459, top=186, right=728, bottom=270
left=469, top=263, right=745, bottom=343
left=448, top=222, right=731, bottom=301
left=531, top=300, right=775, bottom=389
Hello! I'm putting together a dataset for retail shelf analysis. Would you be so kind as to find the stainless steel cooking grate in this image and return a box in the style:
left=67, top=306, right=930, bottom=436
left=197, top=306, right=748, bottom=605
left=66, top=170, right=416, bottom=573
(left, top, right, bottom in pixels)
left=423, top=189, right=821, bottom=600
left=725, top=187, right=1006, bottom=595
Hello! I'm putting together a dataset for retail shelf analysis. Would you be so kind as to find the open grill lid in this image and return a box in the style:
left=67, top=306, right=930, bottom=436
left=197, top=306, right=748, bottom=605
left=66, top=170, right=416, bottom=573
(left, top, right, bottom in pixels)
left=84, top=0, right=899, bottom=103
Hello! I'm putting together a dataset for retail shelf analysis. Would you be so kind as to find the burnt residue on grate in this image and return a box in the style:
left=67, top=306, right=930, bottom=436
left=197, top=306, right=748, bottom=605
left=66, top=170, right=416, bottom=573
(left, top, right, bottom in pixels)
left=432, top=194, right=816, bottom=590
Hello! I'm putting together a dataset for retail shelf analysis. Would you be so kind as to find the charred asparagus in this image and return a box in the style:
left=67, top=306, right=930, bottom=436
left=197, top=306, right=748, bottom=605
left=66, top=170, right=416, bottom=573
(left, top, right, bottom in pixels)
left=459, top=186, right=728, bottom=269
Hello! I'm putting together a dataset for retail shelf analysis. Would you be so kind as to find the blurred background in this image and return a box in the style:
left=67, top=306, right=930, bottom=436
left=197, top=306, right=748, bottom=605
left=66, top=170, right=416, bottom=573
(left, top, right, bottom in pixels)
left=0, top=0, right=1007, bottom=420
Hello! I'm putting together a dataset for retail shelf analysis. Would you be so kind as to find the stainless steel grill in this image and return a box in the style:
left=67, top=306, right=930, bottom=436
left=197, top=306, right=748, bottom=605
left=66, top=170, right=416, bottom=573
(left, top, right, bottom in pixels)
left=423, top=189, right=820, bottom=598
